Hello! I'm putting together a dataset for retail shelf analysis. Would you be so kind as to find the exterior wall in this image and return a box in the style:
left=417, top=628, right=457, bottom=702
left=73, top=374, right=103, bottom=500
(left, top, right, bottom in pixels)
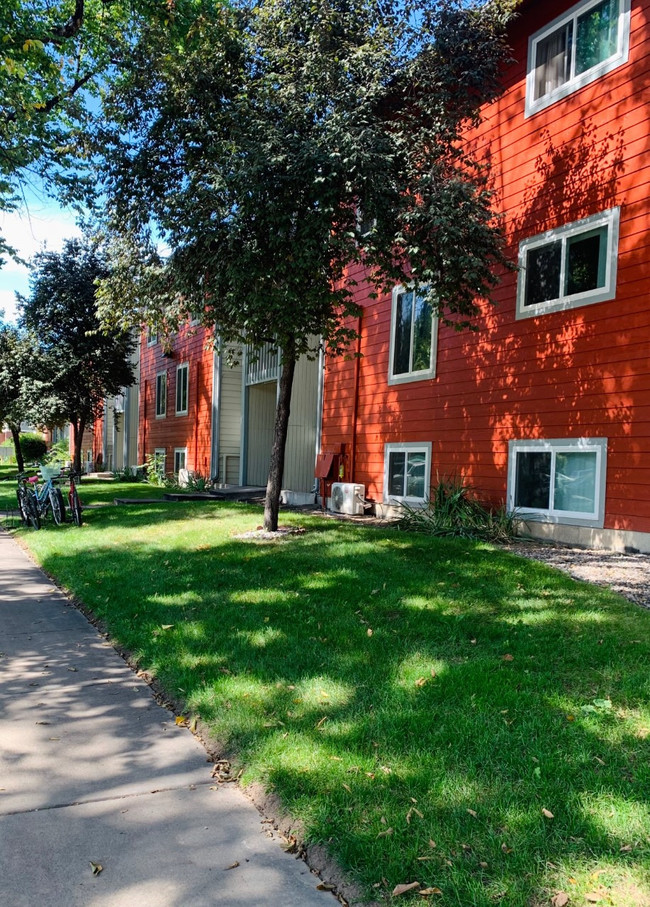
left=216, top=349, right=242, bottom=484
left=139, top=324, right=215, bottom=476
left=321, top=0, right=650, bottom=551
left=244, top=348, right=321, bottom=497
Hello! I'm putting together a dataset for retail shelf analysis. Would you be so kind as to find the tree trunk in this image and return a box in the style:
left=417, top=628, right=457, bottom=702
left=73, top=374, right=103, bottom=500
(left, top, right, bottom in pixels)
left=263, top=348, right=297, bottom=532
left=10, top=424, right=24, bottom=472
left=72, top=418, right=85, bottom=474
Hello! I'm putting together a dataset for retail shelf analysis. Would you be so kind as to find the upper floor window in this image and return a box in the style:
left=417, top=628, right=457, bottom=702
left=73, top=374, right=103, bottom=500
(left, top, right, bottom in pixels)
left=388, top=285, right=438, bottom=385
left=147, top=325, right=158, bottom=346
left=155, top=371, right=167, bottom=418
left=176, top=363, right=189, bottom=416
left=526, top=0, right=631, bottom=117
left=516, top=208, right=619, bottom=319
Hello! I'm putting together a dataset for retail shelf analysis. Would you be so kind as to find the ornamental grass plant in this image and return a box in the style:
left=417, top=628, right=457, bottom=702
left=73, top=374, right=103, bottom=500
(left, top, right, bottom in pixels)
left=17, top=496, right=650, bottom=906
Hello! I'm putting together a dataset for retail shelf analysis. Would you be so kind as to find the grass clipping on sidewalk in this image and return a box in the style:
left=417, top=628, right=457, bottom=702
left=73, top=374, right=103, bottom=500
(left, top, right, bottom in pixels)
left=23, top=498, right=650, bottom=906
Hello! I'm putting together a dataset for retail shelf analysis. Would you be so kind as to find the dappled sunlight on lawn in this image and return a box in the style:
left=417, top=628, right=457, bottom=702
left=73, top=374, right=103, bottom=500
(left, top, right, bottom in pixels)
left=21, top=502, right=650, bottom=906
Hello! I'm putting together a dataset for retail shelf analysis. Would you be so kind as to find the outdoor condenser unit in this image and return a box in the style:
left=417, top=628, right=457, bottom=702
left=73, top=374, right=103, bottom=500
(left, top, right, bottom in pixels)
left=329, top=482, right=365, bottom=516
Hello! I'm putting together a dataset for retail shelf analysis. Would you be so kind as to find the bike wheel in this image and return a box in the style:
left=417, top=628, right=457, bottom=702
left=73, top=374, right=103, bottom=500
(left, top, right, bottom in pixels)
left=25, top=491, right=41, bottom=530
left=69, top=486, right=83, bottom=526
left=49, top=487, right=66, bottom=525
left=16, top=488, right=29, bottom=525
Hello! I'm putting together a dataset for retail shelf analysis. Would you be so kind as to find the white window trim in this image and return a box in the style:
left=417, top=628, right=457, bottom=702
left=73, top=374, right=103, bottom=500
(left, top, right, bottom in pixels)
left=147, top=327, right=158, bottom=347
left=175, top=362, right=189, bottom=416
left=384, top=442, right=432, bottom=505
left=507, top=437, right=607, bottom=528
left=388, top=285, right=438, bottom=385
left=526, top=0, right=631, bottom=117
left=174, top=447, right=187, bottom=474
left=154, top=448, right=167, bottom=476
left=516, top=208, right=620, bottom=320
left=155, top=371, right=167, bottom=418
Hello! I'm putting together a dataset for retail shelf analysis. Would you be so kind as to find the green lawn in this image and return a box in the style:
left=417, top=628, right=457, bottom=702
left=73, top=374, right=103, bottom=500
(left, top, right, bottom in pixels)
left=14, top=500, right=650, bottom=906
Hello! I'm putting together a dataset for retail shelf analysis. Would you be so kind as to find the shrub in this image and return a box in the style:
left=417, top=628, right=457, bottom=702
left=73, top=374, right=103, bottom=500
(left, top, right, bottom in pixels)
left=397, top=474, right=519, bottom=543
left=114, top=465, right=143, bottom=483
left=44, top=438, right=70, bottom=465
left=19, top=432, right=47, bottom=463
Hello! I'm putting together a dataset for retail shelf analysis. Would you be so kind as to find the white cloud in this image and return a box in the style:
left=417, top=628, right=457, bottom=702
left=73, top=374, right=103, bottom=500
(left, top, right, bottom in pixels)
left=0, top=206, right=83, bottom=323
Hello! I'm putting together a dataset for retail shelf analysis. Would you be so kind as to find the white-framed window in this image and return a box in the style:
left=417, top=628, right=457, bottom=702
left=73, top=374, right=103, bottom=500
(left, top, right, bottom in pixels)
left=154, top=448, right=167, bottom=477
left=155, top=371, right=167, bottom=418
left=147, top=326, right=158, bottom=346
left=174, top=447, right=187, bottom=474
left=516, top=208, right=619, bottom=319
left=388, top=286, right=438, bottom=385
left=384, top=442, right=432, bottom=504
left=175, top=363, right=189, bottom=416
left=526, top=0, right=631, bottom=117
left=507, top=438, right=607, bottom=527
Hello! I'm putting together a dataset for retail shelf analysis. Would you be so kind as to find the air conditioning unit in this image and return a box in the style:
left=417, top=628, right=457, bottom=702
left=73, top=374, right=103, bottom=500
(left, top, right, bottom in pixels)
left=330, top=482, right=365, bottom=516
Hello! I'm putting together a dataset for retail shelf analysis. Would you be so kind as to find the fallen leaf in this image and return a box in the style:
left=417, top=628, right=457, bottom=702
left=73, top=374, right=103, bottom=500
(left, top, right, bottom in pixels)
left=317, top=882, right=336, bottom=891
left=175, top=716, right=187, bottom=726
left=342, top=783, right=352, bottom=793
left=161, top=624, right=174, bottom=630
left=392, top=882, right=421, bottom=897
left=620, top=843, right=633, bottom=852
left=90, top=862, right=103, bottom=875
left=224, top=861, right=240, bottom=870
left=377, top=827, right=394, bottom=838
left=415, top=677, right=427, bottom=687
left=467, top=808, right=478, bottom=818
left=419, top=888, right=443, bottom=897
left=566, top=715, right=575, bottom=722
left=189, top=717, right=198, bottom=733
left=501, top=843, right=513, bottom=854
left=367, top=628, right=373, bottom=637
left=502, top=654, right=514, bottom=661
left=542, top=808, right=554, bottom=819
left=551, top=894, right=569, bottom=907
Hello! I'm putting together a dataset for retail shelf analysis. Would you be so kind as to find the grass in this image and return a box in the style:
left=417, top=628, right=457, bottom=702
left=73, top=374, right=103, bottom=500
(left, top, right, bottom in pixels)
left=13, top=498, right=650, bottom=906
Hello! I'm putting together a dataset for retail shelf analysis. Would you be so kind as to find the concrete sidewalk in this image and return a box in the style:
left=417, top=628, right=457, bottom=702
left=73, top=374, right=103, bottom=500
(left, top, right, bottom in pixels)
left=0, top=529, right=339, bottom=906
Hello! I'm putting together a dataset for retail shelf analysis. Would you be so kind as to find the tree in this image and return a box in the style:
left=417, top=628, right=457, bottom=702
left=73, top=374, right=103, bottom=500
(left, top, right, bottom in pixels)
left=18, top=237, right=136, bottom=472
left=0, top=323, right=32, bottom=471
left=95, top=0, right=516, bottom=531
left=0, top=0, right=148, bottom=264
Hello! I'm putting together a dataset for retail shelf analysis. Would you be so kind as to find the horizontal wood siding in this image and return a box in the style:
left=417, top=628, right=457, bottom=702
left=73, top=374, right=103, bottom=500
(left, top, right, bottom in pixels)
left=140, top=325, right=215, bottom=477
left=321, top=0, right=650, bottom=534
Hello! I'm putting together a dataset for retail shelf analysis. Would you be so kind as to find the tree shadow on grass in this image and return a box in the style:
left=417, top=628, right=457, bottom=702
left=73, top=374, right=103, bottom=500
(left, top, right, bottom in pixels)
left=34, top=518, right=650, bottom=905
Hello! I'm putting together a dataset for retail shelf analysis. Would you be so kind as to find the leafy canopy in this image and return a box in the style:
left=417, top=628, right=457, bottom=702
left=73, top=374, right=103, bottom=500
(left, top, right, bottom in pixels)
left=95, top=0, right=517, bottom=353
left=18, top=237, right=136, bottom=468
left=0, top=0, right=155, bottom=264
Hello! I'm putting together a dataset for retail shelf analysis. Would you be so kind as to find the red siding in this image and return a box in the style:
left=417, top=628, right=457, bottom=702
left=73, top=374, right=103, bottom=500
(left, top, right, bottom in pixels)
left=139, top=325, right=215, bottom=477
left=322, top=0, right=650, bottom=535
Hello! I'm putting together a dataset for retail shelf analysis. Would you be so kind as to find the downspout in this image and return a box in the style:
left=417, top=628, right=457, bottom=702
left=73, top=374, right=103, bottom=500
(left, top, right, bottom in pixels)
left=240, top=346, right=248, bottom=485
left=210, top=348, right=222, bottom=481
left=142, top=379, right=148, bottom=462
left=313, top=342, right=325, bottom=493
left=194, top=361, right=201, bottom=472
left=123, top=387, right=129, bottom=468
left=350, top=313, right=362, bottom=481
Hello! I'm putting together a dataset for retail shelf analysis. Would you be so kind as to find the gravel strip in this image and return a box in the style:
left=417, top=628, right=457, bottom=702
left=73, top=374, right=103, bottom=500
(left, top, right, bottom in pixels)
left=505, top=541, right=650, bottom=611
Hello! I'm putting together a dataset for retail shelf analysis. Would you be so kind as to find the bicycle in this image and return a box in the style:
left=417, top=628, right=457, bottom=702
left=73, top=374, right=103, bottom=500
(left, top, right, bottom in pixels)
left=16, top=473, right=41, bottom=530
left=63, top=468, right=83, bottom=527
left=24, top=466, right=67, bottom=528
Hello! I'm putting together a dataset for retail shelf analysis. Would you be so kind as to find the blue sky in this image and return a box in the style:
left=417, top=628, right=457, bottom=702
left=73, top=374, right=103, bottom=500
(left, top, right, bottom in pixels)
left=0, top=198, right=82, bottom=323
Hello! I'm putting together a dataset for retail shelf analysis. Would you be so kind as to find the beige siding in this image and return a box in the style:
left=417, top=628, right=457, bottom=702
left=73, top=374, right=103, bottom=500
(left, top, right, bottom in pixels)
left=246, top=382, right=276, bottom=486
left=245, top=352, right=321, bottom=493
left=219, top=355, right=242, bottom=484
left=283, top=354, right=320, bottom=492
